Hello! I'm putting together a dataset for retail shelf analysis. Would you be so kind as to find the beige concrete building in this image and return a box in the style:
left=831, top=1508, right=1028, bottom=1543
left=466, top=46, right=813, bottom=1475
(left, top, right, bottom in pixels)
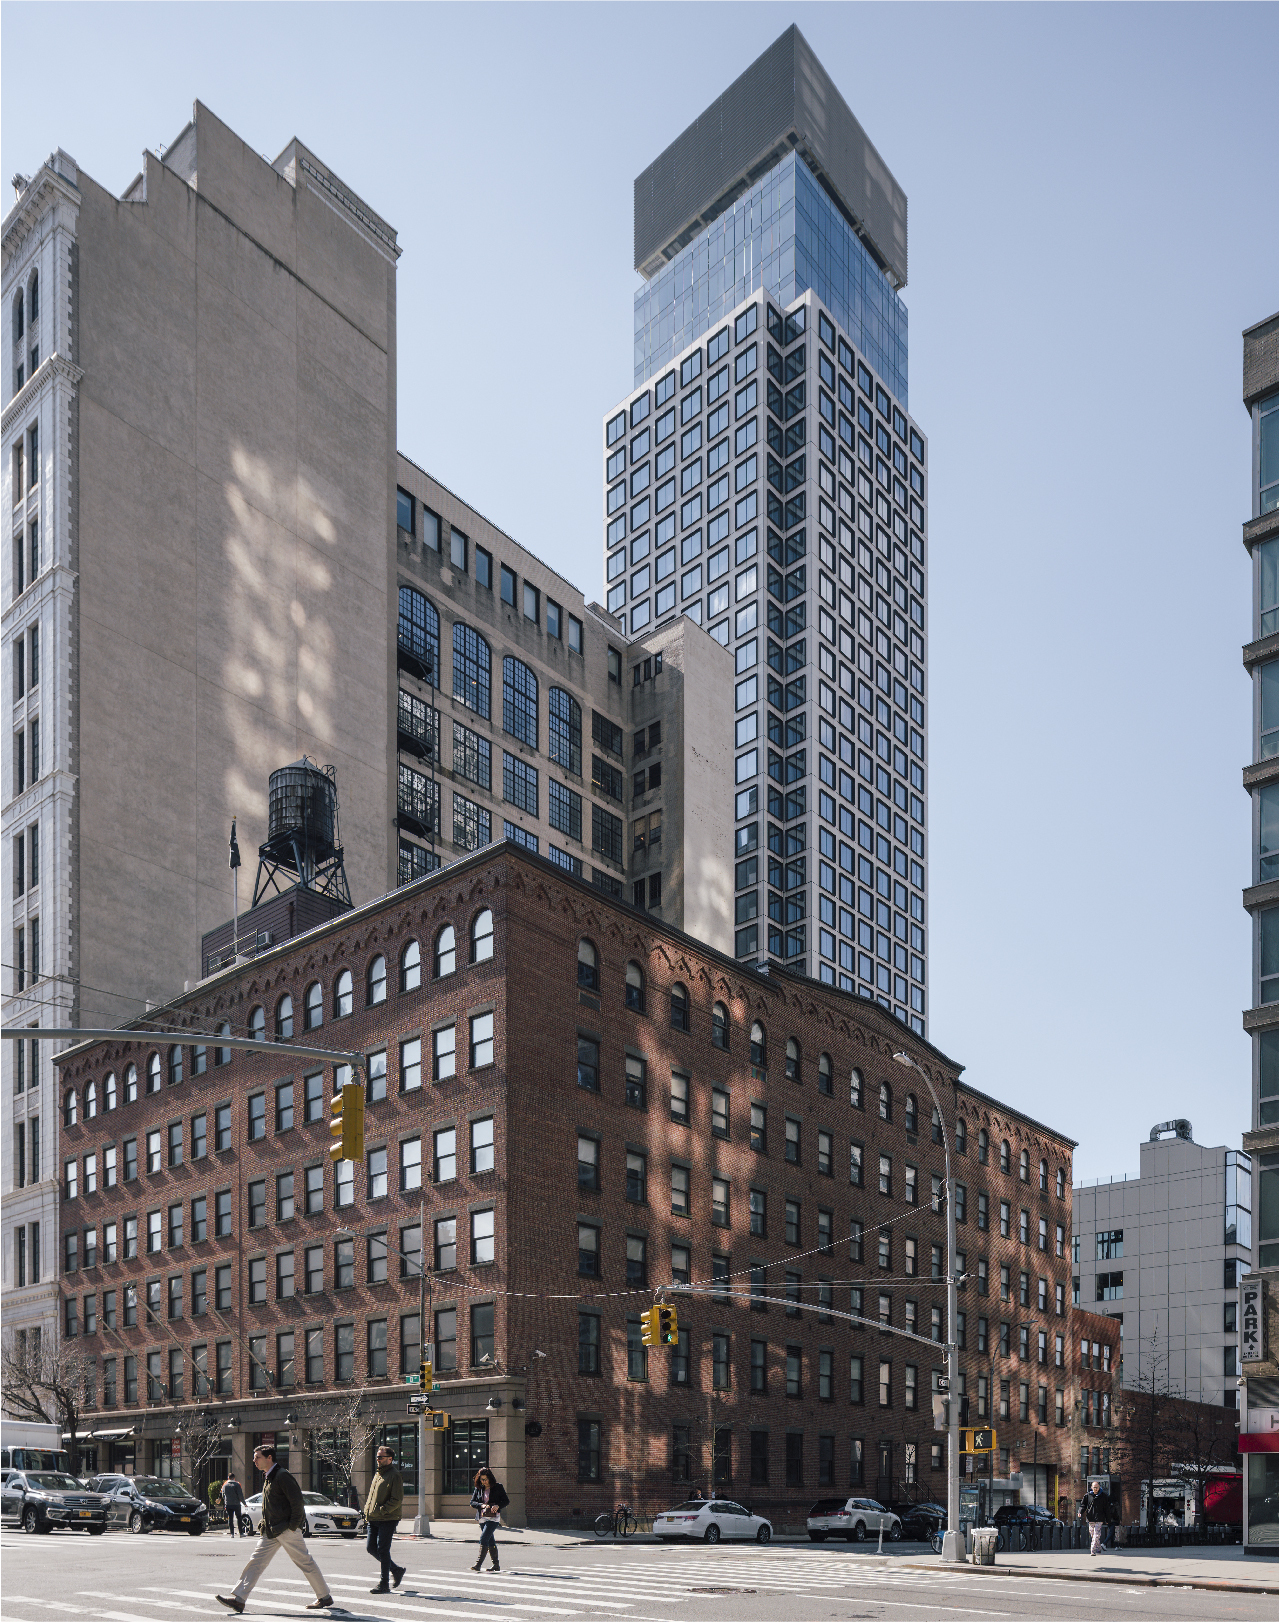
left=3, top=106, right=734, bottom=1367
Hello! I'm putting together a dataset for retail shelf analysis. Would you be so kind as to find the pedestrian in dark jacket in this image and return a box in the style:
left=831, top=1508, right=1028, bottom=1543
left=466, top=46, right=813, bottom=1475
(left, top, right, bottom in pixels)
left=216, top=1445, right=333, bottom=1613
left=468, top=1467, right=509, bottom=1572
left=1079, top=1481, right=1114, bottom=1557
left=364, top=1447, right=407, bottom=1593
left=221, top=1475, right=246, bottom=1538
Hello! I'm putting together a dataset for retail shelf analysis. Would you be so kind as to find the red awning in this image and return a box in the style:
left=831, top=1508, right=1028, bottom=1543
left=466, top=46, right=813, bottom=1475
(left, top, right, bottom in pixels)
left=1239, top=1432, right=1279, bottom=1454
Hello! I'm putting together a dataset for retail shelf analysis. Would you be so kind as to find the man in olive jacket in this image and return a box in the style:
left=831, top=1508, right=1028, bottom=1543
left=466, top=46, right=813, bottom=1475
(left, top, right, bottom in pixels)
left=365, top=1446, right=407, bottom=1593
left=216, top=1445, right=333, bottom=1613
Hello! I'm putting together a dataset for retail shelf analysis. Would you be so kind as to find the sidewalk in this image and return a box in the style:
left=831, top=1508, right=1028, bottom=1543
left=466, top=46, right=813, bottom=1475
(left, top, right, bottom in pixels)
left=902, top=1544, right=1279, bottom=1596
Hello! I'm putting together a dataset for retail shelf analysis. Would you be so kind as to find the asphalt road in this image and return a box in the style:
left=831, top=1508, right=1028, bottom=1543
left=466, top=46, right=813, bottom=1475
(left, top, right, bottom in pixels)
left=1, top=1527, right=1272, bottom=1622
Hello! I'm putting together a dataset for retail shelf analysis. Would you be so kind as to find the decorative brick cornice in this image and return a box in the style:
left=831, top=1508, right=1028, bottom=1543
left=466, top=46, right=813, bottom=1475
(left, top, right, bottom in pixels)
left=1243, top=758, right=1277, bottom=791
left=1243, top=633, right=1278, bottom=671
left=1243, top=879, right=1279, bottom=912
left=1242, top=1004, right=1278, bottom=1033
left=1, top=352, right=85, bottom=435
left=1243, top=508, right=1279, bottom=554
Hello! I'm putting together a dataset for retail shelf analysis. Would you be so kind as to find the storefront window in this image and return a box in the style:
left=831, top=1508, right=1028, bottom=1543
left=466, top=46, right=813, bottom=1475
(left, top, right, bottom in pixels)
left=1248, top=1452, right=1278, bottom=1546
left=446, top=1418, right=489, bottom=1495
left=377, top=1424, right=418, bottom=1497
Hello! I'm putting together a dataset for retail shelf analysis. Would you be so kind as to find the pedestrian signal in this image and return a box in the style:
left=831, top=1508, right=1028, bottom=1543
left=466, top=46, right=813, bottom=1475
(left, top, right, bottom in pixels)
left=657, top=1305, right=678, bottom=1345
left=963, top=1427, right=995, bottom=1454
left=430, top=1411, right=450, bottom=1429
left=329, top=1080, right=365, bottom=1164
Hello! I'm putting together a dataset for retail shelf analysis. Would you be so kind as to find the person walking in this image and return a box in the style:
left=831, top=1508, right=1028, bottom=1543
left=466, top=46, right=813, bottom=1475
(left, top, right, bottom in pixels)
left=1079, top=1479, right=1113, bottom=1557
left=365, top=1445, right=407, bottom=1593
left=216, top=1444, right=333, bottom=1613
left=221, top=1474, right=246, bottom=1538
left=468, top=1466, right=509, bottom=1572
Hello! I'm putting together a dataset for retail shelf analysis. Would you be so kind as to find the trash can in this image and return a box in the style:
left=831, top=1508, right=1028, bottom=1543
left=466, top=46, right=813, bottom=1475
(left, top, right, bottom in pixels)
left=971, top=1528, right=998, bottom=1566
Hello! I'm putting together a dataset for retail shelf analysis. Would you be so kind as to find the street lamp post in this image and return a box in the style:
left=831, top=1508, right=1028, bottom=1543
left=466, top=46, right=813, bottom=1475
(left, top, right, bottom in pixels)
left=893, top=1051, right=962, bottom=1563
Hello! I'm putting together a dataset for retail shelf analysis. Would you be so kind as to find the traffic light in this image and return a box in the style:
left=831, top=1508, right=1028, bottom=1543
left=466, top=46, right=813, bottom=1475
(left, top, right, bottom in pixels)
left=430, top=1411, right=450, bottom=1430
left=657, top=1305, right=678, bottom=1345
left=962, top=1427, right=995, bottom=1454
left=420, top=1359, right=433, bottom=1388
left=640, top=1307, right=660, bottom=1346
left=329, top=1080, right=365, bottom=1163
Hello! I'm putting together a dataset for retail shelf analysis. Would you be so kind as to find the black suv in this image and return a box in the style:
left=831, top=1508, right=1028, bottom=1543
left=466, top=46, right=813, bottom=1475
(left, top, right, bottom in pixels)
left=89, top=1474, right=208, bottom=1534
left=1, top=1468, right=109, bottom=1533
left=889, top=1501, right=946, bottom=1540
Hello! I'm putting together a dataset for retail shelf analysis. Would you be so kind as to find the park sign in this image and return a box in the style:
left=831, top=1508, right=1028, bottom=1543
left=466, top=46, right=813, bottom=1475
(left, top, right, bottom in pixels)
left=1240, top=1274, right=1267, bottom=1366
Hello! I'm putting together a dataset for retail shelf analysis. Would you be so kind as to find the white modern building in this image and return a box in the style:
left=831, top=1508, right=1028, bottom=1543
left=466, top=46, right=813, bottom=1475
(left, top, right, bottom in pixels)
left=601, top=27, right=929, bottom=1033
left=1072, top=1121, right=1252, bottom=1408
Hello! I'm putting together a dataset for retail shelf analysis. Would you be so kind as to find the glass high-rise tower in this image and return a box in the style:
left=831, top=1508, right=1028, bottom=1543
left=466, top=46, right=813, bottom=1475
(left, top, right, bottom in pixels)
left=604, top=26, right=930, bottom=1034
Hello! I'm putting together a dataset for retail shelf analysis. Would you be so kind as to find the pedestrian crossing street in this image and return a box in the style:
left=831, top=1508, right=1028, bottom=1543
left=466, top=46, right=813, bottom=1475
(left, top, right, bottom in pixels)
left=3, top=1547, right=993, bottom=1622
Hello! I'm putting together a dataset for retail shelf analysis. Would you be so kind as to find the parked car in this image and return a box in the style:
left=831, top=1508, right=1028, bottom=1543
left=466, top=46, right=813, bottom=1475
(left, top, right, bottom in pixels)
left=242, top=1489, right=361, bottom=1538
left=807, top=1497, right=902, bottom=1542
left=888, top=1501, right=946, bottom=1540
left=653, top=1498, right=773, bottom=1543
left=88, top=1474, right=208, bottom=1534
left=0, top=1468, right=109, bottom=1533
left=992, top=1504, right=1063, bottom=1533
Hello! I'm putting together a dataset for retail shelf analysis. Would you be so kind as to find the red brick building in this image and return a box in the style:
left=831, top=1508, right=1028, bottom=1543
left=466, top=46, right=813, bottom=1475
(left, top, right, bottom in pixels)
left=56, top=843, right=1079, bottom=1524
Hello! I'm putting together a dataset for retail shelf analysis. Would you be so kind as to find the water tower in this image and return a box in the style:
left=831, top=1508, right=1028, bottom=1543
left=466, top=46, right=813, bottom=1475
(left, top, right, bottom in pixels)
left=252, top=758, right=352, bottom=908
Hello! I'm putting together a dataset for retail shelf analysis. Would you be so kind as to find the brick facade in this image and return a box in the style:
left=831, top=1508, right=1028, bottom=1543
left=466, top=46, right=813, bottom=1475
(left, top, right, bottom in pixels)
left=57, top=843, right=1077, bottom=1523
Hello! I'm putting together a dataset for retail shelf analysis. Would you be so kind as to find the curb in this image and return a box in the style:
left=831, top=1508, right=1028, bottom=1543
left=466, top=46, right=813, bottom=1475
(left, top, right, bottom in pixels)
left=900, top=1560, right=1279, bottom=1597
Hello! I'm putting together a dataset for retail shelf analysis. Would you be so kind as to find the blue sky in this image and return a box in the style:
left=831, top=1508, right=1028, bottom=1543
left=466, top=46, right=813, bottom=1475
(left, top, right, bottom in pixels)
left=4, top=3, right=1277, bottom=1181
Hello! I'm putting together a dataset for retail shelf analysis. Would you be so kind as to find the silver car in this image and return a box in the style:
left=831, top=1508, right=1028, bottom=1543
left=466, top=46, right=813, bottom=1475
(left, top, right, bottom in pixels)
left=806, top=1495, right=902, bottom=1542
left=654, top=1498, right=773, bottom=1543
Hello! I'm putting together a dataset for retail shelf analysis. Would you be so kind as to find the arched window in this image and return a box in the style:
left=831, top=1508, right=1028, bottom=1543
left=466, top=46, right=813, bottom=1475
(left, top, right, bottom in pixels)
left=625, top=961, right=645, bottom=1012
left=146, top=1053, right=162, bottom=1094
left=214, top=1027, right=231, bottom=1068
left=577, top=938, right=598, bottom=992
left=502, top=655, right=538, bottom=745
left=978, top=1128, right=989, bottom=1164
left=168, top=1045, right=183, bottom=1087
left=85, top=1080, right=97, bottom=1119
left=334, top=969, right=353, bottom=1018
left=1000, top=1139, right=1010, bottom=1175
left=471, top=909, right=494, bottom=963
left=785, top=1038, right=801, bottom=1082
left=750, top=1022, right=766, bottom=1068
left=1056, top=1166, right=1066, bottom=1199
left=548, top=688, right=582, bottom=775
left=879, top=1081, right=892, bottom=1121
left=276, top=994, right=294, bottom=1040
left=248, top=1005, right=266, bottom=1041
left=398, top=585, right=439, bottom=684
left=452, top=621, right=491, bottom=717
left=931, top=1106, right=944, bottom=1145
left=105, top=1072, right=117, bottom=1111
left=818, top=1052, right=832, bottom=1094
left=29, top=269, right=37, bottom=325
left=712, top=1002, right=730, bottom=1050
left=304, top=982, right=323, bottom=1030
left=367, top=954, right=387, bottom=1005
left=956, top=1117, right=967, bottom=1155
left=850, top=1068, right=864, bottom=1109
left=1039, top=1158, right=1048, bottom=1192
left=64, top=1088, right=77, bottom=1127
left=400, top=940, right=421, bottom=992
left=670, top=982, right=690, bottom=1032
left=1019, top=1148, right=1030, bottom=1183
left=434, top=926, right=456, bottom=978
left=13, top=288, right=23, bottom=344
left=904, top=1093, right=917, bottom=1134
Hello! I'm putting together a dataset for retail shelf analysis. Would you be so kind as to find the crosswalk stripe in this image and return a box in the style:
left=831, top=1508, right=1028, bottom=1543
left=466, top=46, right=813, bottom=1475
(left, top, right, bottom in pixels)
left=263, top=1571, right=668, bottom=1608
left=260, top=1582, right=580, bottom=1618
left=80, top=1594, right=208, bottom=1614
left=8, top=1601, right=86, bottom=1612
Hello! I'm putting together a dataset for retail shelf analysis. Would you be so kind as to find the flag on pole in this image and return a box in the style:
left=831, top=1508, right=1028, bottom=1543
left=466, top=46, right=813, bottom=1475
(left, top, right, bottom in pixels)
left=229, top=819, right=241, bottom=870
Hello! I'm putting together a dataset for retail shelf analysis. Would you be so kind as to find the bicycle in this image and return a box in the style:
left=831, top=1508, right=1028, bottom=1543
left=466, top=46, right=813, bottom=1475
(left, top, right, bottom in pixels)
left=594, top=1502, right=639, bottom=1539
left=928, top=1528, right=945, bottom=1555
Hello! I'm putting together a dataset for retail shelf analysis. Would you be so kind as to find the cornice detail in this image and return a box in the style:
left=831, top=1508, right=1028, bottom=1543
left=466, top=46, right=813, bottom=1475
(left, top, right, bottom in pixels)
left=2, top=166, right=80, bottom=268
left=1, top=352, right=85, bottom=435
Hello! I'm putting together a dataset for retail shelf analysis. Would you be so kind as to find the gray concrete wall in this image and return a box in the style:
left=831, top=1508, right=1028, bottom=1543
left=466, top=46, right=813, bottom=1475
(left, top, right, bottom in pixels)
left=73, top=103, right=395, bottom=1019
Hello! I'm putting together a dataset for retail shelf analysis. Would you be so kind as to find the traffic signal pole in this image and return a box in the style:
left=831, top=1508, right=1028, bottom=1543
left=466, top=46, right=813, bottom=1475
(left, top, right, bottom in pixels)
left=413, top=1192, right=431, bottom=1537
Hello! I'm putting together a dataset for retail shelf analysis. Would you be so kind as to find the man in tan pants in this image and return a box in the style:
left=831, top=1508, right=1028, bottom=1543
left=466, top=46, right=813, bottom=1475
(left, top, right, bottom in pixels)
left=217, top=1444, right=332, bottom=1612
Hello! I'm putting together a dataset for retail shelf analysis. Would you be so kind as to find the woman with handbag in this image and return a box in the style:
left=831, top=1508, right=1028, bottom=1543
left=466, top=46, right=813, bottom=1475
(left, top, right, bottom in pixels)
left=468, top=1467, right=509, bottom=1572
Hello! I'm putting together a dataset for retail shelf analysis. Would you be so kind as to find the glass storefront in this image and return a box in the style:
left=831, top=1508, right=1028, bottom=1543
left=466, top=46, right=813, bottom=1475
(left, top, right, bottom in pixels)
left=446, top=1419, right=489, bottom=1495
left=377, top=1424, right=418, bottom=1496
left=1248, top=1452, right=1278, bottom=1546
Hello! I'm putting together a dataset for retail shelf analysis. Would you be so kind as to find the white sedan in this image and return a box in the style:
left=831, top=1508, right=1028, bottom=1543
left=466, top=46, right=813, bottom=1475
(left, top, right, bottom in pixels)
left=654, top=1498, right=773, bottom=1543
left=806, top=1496, right=902, bottom=1542
left=242, top=1490, right=361, bottom=1538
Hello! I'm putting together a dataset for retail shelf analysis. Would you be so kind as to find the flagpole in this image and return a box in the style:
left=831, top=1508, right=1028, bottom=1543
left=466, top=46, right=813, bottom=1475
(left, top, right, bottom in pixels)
left=229, top=818, right=242, bottom=961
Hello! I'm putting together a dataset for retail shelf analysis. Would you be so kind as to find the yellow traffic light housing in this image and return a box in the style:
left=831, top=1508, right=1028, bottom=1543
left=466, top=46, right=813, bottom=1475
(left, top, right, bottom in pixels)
left=430, top=1411, right=450, bottom=1429
left=657, top=1305, right=679, bottom=1345
left=329, top=1079, right=365, bottom=1164
left=962, top=1427, right=996, bottom=1454
left=640, top=1306, right=659, bottom=1346
left=420, top=1359, right=433, bottom=1388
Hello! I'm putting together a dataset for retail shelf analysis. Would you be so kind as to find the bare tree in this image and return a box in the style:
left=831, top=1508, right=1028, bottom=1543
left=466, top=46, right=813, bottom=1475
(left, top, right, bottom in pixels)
left=306, top=1388, right=382, bottom=1508
left=1, top=1329, right=96, bottom=1474
left=1171, top=1402, right=1235, bottom=1532
left=180, top=1410, right=230, bottom=1493
left=1110, top=1333, right=1184, bottom=1522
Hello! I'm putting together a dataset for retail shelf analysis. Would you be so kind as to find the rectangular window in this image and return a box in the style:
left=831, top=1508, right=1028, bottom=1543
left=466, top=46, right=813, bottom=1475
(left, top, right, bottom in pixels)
left=470, top=1012, right=494, bottom=1067
left=578, top=1312, right=601, bottom=1374
left=471, top=1209, right=495, bottom=1265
